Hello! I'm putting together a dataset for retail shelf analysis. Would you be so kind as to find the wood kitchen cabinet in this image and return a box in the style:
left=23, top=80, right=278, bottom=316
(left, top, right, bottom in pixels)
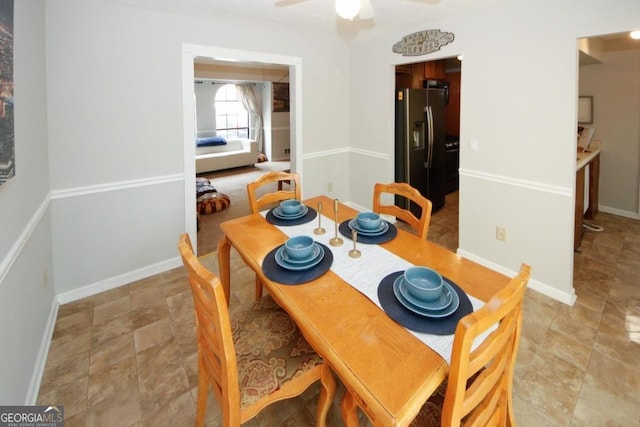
left=445, top=71, right=461, bottom=136
left=395, top=65, right=411, bottom=90
left=574, top=142, right=601, bottom=250
left=411, top=63, right=425, bottom=88
left=425, top=60, right=446, bottom=80
left=396, top=59, right=449, bottom=90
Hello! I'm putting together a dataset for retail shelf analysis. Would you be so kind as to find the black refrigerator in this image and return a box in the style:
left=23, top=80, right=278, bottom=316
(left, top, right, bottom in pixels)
left=395, top=88, right=446, bottom=214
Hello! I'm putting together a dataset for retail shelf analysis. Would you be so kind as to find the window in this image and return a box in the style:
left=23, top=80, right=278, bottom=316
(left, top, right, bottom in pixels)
left=215, top=84, right=249, bottom=139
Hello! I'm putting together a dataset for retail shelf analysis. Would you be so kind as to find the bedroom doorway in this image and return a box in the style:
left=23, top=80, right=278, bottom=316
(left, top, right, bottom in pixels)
left=181, top=44, right=303, bottom=254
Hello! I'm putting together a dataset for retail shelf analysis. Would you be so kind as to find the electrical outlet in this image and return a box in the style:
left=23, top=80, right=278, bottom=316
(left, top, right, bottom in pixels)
left=496, top=226, right=506, bottom=242
left=43, top=268, right=48, bottom=289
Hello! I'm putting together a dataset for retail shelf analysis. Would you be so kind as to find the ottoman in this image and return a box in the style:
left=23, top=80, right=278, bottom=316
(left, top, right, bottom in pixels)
left=197, top=192, right=230, bottom=215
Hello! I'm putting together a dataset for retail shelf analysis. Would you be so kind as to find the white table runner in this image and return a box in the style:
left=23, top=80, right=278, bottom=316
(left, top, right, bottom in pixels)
left=262, top=210, right=490, bottom=364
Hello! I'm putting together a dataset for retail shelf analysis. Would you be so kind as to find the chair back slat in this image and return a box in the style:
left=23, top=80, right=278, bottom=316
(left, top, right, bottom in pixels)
left=247, top=171, right=301, bottom=214
left=177, top=233, right=241, bottom=422
left=442, top=264, right=531, bottom=426
left=373, top=182, right=432, bottom=239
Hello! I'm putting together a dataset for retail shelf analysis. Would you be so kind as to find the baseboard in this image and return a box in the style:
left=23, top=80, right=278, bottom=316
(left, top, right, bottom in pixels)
left=26, top=298, right=59, bottom=404
left=598, top=205, right=640, bottom=220
left=456, top=248, right=576, bottom=306
left=56, top=257, right=182, bottom=305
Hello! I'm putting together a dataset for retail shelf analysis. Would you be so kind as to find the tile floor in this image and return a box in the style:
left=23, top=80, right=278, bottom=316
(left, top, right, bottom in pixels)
left=37, top=193, right=640, bottom=426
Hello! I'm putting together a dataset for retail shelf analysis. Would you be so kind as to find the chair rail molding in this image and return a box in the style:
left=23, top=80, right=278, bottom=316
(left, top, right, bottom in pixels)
left=51, top=174, right=184, bottom=199
left=459, top=168, right=571, bottom=197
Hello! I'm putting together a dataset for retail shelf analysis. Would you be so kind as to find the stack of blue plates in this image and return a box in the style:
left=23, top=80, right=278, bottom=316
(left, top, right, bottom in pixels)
left=392, top=274, right=459, bottom=318
left=275, top=242, right=324, bottom=271
left=348, top=218, right=389, bottom=236
left=272, top=205, right=308, bottom=220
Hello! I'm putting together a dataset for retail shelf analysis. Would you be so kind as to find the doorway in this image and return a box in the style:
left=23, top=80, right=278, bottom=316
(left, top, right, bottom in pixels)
left=573, top=31, right=640, bottom=303
left=181, top=44, right=303, bottom=254
left=394, top=56, right=462, bottom=251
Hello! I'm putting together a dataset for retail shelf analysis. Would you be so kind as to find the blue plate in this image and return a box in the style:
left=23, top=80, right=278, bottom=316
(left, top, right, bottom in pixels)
left=275, top=244, right=324, bottom=271
left=272, top=205, right=308, bottom=220
left=279, top=243, right=323, bottom=264
left=348, top=219, right=389, bottom=236
left=393, top=276, right=459, bottom=318
left=397, top=277, right=453, bottom=310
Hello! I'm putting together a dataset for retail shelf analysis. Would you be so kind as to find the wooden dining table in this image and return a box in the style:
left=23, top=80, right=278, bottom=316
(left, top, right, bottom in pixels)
left=217, top=195, right=510, bottom=426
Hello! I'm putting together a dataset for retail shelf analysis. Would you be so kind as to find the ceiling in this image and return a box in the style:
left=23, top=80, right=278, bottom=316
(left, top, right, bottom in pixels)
left=580, top=32, right=640, bottom=66
left=115, top=0, right=506, bottom=42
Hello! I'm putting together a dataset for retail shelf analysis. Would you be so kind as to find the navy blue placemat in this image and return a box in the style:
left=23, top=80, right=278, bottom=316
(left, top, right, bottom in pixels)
left=339, top=220, right=397, bottom=244
left=377, top=271, right=473, bottom=335
left=266, top=207, right=317, bottom=226
left=262, top=242, right=333, bottom=285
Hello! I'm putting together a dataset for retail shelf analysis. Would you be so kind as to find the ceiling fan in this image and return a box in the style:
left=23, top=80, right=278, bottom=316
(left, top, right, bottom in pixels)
left=274, top=0, right=376, bottom=21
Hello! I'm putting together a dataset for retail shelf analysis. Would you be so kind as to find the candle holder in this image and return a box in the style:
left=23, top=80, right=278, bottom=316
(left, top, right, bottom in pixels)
left=313, top=201, right=326, bottom=235
left=348, top=230, right=361, bottom=258
left=329, top=198, right=344, bottom=247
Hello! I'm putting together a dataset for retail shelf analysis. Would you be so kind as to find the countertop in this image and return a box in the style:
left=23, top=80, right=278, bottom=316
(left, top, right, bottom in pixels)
left=576, top=140, right=601, bottom=170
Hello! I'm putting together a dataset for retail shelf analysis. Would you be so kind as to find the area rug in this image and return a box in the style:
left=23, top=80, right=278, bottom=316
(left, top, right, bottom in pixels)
left=196, top=161, right=289, bottom=255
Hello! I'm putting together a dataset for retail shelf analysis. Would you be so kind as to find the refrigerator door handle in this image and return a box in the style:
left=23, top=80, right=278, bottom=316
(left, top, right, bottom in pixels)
left=426, top=106, right=434, bottom=168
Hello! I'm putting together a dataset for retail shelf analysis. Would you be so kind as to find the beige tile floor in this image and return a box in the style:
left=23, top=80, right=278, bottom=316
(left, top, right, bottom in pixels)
left=37, top=193, right=640, bottom=426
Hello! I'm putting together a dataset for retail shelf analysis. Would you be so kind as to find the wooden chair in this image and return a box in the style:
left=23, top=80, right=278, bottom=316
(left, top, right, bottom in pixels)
left=178, top=233, right=336, bottom=427
left=372, top=182, right=433, bottom=240
left=246, top=170, right=301, bottom=214
left=341, top=264, right=531, bottom=427
left=246, top=170, right=301, bottom=298
left=412, top=263, right=531, bottom=427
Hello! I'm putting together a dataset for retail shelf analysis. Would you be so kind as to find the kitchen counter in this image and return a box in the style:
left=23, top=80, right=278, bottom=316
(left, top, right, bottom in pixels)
left=575, top=140, right=601, bottom=250
left=576, top=140, right=601, bottom=170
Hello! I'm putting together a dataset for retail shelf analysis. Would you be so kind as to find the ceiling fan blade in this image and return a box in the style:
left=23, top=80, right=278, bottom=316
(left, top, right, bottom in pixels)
left=274, top=0, right=310, bottom=7
left=359, top=0, right=375, bottom=19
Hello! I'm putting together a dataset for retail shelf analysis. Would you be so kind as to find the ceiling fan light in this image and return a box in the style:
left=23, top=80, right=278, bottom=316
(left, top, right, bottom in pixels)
left=335, top=0, right=360, bottom=20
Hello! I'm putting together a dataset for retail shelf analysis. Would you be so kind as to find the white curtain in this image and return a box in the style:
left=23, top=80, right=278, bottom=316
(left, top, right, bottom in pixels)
left=236, top=84, right=264, bottom=153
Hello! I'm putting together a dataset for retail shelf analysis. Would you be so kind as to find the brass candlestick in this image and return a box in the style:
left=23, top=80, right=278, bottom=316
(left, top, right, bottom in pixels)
left=329, top=198, right=343, bottom=246
left=313, top=201, right=326, bottom=235
left=348, top=230, right=361, bottom=258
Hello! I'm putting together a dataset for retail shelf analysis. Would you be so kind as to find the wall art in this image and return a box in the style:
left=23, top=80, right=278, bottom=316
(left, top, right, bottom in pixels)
left=0, top=0, right=13, bottom=186
left=393, top=29, right=454, bottom=57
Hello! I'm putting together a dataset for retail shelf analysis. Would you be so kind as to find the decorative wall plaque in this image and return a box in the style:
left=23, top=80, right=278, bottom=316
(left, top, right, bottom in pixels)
left=392, top=29, right=454, bottom=57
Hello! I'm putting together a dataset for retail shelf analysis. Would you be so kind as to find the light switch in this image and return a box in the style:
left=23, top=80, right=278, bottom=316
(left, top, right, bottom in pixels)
left=470, top=138, right=479, bottom=152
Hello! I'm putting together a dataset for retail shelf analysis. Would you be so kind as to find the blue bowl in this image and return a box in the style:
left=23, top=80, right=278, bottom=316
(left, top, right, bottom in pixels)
left=356, top=212, right=382, bottom=230
left=284, top=235, right=315, bottom=261
left=280, top=199, right=303, bottom=215
left=403, top=266, right=443, bottom=302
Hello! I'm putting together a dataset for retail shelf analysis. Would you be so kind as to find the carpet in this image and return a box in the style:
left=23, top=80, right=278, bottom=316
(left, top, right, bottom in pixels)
left=196, top=161, right=290, bottom=255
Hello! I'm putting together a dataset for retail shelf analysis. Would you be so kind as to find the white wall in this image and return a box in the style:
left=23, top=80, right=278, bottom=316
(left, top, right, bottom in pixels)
left=0, top=0, right=55, bottom=404
left=45, top=0, right=350, bottom=296
left=348, top=0, right=640, bottom=304
left=580, top=49, right=640, bottom=218
left=5, top=0, right=638, bottom=405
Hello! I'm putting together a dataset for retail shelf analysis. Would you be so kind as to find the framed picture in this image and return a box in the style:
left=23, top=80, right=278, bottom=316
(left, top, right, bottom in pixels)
left=0, top=0, right=14, bottom=186
left=273, top=83, right=289, bottom=113
left=578, top=96, right=593, bottom=124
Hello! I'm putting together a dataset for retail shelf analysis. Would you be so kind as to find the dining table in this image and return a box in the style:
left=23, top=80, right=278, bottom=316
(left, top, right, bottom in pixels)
left=217, top=195, right=510, bottom=426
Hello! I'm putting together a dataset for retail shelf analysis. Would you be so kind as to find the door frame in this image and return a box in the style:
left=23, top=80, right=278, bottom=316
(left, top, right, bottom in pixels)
left=181, top=44, right=303, bottom=253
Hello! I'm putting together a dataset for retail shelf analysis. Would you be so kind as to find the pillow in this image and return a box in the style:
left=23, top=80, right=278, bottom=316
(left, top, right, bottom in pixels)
left=196, top=136, right=227, bottom=147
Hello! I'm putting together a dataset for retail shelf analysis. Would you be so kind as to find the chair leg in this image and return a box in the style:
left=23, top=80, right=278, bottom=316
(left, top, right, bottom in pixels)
left=255, top=275, right=263, bottom=300
left=340, top=389, right=360, bottom=427
left=315, top=364, right=337, bottom=427
left=196, top=367, right=209, bottom=427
